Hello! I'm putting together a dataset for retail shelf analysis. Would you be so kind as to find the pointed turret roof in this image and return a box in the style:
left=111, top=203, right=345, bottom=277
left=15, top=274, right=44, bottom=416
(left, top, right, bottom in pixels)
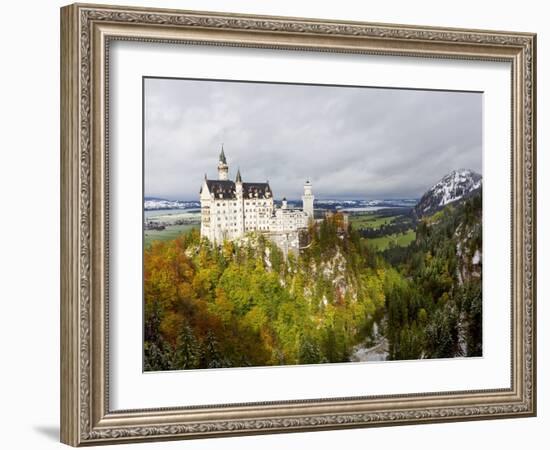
left=236, top=168, right=242, bottom=183
left=219, top=145, right=227, bottom=164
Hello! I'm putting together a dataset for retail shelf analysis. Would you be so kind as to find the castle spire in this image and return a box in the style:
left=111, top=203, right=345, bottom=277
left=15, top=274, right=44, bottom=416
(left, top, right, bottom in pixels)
left=217, top=145, right=229, bottom=180
left=236, top=168, right=242, bottom=183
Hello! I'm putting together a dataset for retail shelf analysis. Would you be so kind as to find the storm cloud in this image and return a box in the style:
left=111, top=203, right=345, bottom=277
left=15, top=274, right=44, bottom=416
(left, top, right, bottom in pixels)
left=144, top=77, right=482, bottom=201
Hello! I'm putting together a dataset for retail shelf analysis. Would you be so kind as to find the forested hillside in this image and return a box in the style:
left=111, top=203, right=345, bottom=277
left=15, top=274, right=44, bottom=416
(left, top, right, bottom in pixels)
left=144, top=189, right=482, bottom=371
left=381, top=190, right=482, bottom=359
left=144, top=214, right=386, bottom=370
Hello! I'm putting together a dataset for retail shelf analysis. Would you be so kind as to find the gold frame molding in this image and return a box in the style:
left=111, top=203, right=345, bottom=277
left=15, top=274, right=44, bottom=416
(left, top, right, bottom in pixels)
left=60, top=3, right=537, bottom=446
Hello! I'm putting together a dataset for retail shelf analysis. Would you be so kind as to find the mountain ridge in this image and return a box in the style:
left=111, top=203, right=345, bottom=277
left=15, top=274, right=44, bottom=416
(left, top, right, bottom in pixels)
left=414, top=169, right=482, bottom=218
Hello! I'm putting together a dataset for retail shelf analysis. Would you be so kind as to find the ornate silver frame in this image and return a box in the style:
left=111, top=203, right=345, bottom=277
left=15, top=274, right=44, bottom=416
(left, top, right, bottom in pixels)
left=60, top=3, right=536, bottom=446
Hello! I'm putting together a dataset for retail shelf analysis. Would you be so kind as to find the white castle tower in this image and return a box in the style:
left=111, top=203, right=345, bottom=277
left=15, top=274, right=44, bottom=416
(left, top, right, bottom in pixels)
left=302, top=180, right=314, bottom=220
left=217, top=145, right=228, bottom=180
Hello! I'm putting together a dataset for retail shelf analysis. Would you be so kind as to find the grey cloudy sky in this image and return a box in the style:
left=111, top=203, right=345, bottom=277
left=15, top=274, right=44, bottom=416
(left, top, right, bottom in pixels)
left=144, top=77, right=482, bottom=200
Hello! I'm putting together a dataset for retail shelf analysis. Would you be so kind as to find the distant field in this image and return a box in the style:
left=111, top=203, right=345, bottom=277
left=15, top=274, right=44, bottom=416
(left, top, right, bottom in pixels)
left=143, top=210, right=415, bottom=249
left=349, top=213, right=397, bottom=229
left=144, top=224, right=198, bottom=246
left=363, top=229, right=416, bottom=251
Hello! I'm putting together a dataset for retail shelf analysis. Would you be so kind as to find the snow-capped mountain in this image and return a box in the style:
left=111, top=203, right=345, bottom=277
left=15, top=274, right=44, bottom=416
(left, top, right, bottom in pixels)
left=144, top=197, right=200, bottom=210
left=144, top=197, right=418, bottom=212
left=414, top=169, right=482, bottom=217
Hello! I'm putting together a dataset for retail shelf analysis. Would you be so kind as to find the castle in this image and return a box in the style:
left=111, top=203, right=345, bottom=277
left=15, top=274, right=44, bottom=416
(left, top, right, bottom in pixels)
left=200, top=147, right=314, bottom=253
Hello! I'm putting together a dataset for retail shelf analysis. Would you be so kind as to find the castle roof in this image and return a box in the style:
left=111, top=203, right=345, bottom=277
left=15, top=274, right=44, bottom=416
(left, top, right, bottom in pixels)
left=219, top=146, right=227, bottom=164
left=202, top=179, right=272, bottom=199
left=243, top=182, right=272, bottom=199
left=203, top=179, right=235, bottom=199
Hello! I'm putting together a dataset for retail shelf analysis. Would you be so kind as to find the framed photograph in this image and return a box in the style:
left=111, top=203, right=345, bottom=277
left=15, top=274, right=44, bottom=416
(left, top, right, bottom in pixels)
left=60, top=3, right=536, bottom=446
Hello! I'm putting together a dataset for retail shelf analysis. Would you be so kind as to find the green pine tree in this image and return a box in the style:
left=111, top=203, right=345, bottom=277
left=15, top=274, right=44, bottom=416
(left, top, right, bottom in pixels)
left=173, top=322, right=200, bottom=370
